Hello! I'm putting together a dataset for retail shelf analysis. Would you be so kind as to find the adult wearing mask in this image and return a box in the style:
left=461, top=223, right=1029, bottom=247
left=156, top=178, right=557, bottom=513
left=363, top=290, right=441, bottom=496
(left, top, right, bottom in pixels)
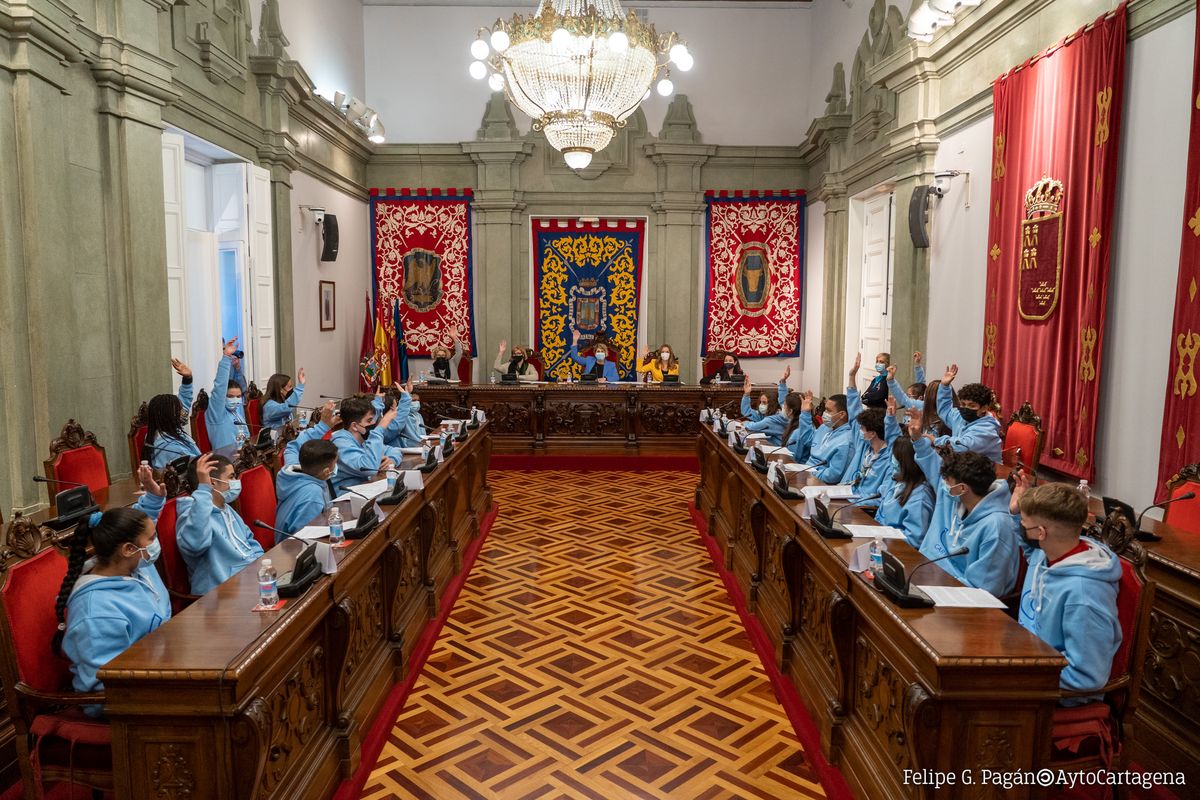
left=493, top=340, right=538, bottom=382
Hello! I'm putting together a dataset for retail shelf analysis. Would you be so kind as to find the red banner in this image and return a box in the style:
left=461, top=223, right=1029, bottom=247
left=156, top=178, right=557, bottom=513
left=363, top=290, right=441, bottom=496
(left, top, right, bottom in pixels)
left=1156, top=1, right=1200, bottom=501
left=370, top=188, right=476, bottom=358
left=702, top=191, right=805, bottom=358
left=981, top=5, right=1126, bottom=480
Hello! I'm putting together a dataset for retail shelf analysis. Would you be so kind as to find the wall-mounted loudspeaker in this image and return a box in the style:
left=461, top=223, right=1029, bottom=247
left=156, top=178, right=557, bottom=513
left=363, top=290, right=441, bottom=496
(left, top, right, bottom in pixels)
left=908, top=185, right=933, bottom=249
left=320, top=214, right=339, bottom=262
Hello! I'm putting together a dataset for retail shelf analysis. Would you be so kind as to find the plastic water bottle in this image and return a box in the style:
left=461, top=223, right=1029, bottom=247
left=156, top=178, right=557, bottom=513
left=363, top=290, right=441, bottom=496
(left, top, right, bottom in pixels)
left=490, top=373, right=497, bottom=385
left=328, top=507, right=345, bottom=545
left=386, top=470, right=397, bottom=491
left=470, top=405, right=478, bottom=423
left=421, top=442, right=430, bottom=463
left=869, top=536, right=885, bottom=573
left=1077, top=480, right=1090, bottom=500
left=236, top=426, right=248, bottom=449
left=258, top=559, right=279, bottom=607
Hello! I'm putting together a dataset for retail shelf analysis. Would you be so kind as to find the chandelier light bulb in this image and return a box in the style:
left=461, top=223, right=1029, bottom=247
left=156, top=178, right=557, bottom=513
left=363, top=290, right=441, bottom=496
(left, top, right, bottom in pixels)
left=656, top=78, right=674, bottom=97
left=470, top=38, right=490, bottom=60
left=608, top=31, right=629, bottom=53
left=490, top=29, right=510, bottom=52
left=675, top=52, right=694, bottom=72
left=669, top=44, right=689, bottom=64
left=551, top=28, right=571, bottom=48
left=488, top=73, right=505, bottom=92
left=469, top=60, right=488, bottom=80
left=563, top=149, right=593, bottom=170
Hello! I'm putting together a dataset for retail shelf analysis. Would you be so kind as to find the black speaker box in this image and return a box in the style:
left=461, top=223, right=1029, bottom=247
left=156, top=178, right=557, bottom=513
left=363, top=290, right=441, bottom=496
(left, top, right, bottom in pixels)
left=908, top=185, right=933, bottom=249
left=321, top=214, right=339, bottom=262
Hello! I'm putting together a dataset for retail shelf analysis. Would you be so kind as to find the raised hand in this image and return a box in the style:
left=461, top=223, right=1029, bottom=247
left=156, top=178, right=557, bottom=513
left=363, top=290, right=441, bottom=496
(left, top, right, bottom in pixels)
left=195, top=453, right=217, bottom=485
left=801, top=392, right=814, bottom=413
left=907, top=415, right=923, bottom=440
left=849, top=352, right=861, bottom=381
left=379, top=406, right=398, bottom=429
left=170, top=358, right=192, bottom=379
left=137, top=464, right=166, bottom=497
left=1009, top=468, right=1036, bottom=513
left=572, top=329, right=581, bottom=345
left=297, top=367, right=306, bottom=385
left=913, top=351, right=923, bottom=365
left=742, top=374, right=753, bottom=396
left=405, top=375, right=414, bottom=394
left=781, top=365, right=791, bottom=382
left=887, top=364, right=897, bottom=381
left=498, top=339, right=507, bottom=354
left=319, top=400, right=336, bottom=427
left=223, top=337, right=238, bottom=358
left=885, top=396, right=897, bottom=417
left=942, top=363, right=958, bottom=385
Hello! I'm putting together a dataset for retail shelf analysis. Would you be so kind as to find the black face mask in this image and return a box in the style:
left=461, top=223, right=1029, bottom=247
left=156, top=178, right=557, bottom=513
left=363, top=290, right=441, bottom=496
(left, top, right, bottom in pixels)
left=433, top=357, right=449, bottom=367
left=1020, top=524, right=1043, bottom=550
left=510, top=355, right=524, bottom=364
left=959, top=408, right=981, bottom=423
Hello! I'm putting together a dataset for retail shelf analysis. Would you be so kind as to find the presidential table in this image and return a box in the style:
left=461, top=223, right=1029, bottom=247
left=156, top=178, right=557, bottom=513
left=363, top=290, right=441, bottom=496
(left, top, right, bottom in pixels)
left=96, top=425, right=493, bottom=800
left=415, top=381, right=744, bottom=453
left=696, top=426, right=1068, bottom=800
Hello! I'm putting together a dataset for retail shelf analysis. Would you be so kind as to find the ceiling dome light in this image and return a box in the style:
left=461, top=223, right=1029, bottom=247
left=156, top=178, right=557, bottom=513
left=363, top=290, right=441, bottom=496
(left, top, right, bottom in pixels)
left=471, top=38, right=490, bottom=60
left=469, top=60, right=487, bottom=80
left=563, top=149, right=593, bottom=170
left=490, top=29, right=510, bottom=52
left=656, top=78, right=674, bottom=97
left=488, top=73, right=505, bottom=92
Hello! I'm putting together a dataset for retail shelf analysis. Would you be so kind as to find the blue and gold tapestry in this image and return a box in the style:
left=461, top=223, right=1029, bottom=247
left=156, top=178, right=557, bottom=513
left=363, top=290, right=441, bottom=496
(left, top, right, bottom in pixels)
left=533, top=219, right=645, bottom=382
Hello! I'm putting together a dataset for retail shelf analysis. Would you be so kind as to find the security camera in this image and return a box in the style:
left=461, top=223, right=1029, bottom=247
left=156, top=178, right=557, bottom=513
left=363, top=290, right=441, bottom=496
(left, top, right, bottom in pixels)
left=310, top=207, right=326, bottom=226
left=932, top=170, right=962, bottom=197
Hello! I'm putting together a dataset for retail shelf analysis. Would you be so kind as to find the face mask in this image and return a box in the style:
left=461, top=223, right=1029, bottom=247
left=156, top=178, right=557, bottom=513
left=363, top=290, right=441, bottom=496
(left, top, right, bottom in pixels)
left=221, top=479, right=242, bottom=503
left=139, top=538, right=161, bottom=564
left=1021, top=524, right=1043, bottom=550
left=226, top=396, right=242, bottom=410
left=411, top=402, right=421, bottom=412
left=434, top=357, right=449, bottom=365
left=890, top=457, right=901, bottom=477
left=327, top=465, right=339, bottom=480
left=595, top=352, right=606, bottom=362
left=724, top=363, right=735, bottom=371
left=826, top=411, right=841, bottom=426
left=661, top=352, right=671, bottom=361
left=944, top=481, right=965, bottom=500
left=758, top=403, right=769, bottom=414
left=959, top=408, right=981, bottom=423
left=875, top=363, right=887, bottom=374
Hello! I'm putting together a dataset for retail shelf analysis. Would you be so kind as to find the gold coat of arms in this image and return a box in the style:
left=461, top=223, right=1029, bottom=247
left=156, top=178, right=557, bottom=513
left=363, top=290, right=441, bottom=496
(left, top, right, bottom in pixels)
left=1019, top=176, right=1064, bottom=321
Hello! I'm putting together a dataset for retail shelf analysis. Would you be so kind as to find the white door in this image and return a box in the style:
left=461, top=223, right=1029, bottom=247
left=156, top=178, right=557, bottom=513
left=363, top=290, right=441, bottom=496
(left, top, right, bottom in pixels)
left=248, top=165, right=276, bottom=381
left=185, top=230, right=222, bottom=387
left=858, top=192, right=895, bottom=357
left=162, top=133, right=189, bottom=390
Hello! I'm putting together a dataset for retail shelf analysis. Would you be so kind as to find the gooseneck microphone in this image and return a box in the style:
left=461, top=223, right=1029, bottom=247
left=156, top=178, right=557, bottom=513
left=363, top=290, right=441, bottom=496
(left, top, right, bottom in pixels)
left=1134, top=492, right=1197, bottom=541
left=831, top=494, right=882, bottom=523
left=33, top=476, right=89, bottom=488
left=904, top=546, right=971, bottom=594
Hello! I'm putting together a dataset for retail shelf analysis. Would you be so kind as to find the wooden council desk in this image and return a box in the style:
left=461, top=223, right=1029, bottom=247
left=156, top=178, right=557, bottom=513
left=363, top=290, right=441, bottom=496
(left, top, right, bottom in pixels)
left=696, top=426, right=1066, bottom=800
left=415, top=382, right=745, bottom=454
left=98, top=425, right=493, bottom=800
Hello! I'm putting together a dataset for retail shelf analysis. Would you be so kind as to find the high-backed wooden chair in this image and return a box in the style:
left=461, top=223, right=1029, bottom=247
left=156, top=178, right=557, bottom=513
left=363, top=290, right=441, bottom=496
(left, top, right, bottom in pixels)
left=42, top=420, right=110, bottom=507
left=190, top=389, right=212, bottom=452
left=1163, top=463, right=1200, bottom=533
left=1002, top=402, right=1043, bottom=471
left=0, top=516, right=114, bottom=797
left=233, top=446, right=277, bottom=552
left=153, top=497, right=199, bottom=613
left=244, top=381, right=263, bottom=437
left=457, top=354, right=473, bottom=385
left=526, top=352, right=545, bottom=380
left=127, top=402, right=149, bottom=473
left=1048, top=517, right=1155, bottom=790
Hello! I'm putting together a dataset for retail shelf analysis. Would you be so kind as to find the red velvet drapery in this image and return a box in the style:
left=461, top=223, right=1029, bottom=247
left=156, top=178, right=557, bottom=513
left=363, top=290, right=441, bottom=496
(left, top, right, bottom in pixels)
left=1156, top=1, right=1200, bottom=502
left=981, top=4, right=1127, bottom=481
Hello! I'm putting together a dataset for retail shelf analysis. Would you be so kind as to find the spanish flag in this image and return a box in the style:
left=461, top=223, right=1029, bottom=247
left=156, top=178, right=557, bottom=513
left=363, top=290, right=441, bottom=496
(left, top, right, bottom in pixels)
left=373, top=302, right=392, bottom=388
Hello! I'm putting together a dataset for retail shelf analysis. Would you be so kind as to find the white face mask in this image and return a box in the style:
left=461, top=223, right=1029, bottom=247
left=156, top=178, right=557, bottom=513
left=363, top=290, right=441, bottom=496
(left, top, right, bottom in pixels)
left=758, top=402, right=769, bottom=414
left=595, top=351, right=606, bottom=362
left=660, top=351, right=671, bottom=361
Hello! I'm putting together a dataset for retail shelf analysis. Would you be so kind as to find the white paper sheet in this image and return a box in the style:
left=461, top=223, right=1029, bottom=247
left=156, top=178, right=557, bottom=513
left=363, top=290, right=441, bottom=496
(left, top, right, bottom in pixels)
left=782, top=463, right=813, bottom=473
left=400, top=447, right=425, bottom=455
left=293, top=526, right=331, bottom=541
left=914, top=586, right=1007, bottom=608
left=759, top=445, right=793, bottom=456
left=843, top=525, right=907, bottom=540
left=847, top=542, right=873, bottom=573
left=801, top=484, right=856, bottom=499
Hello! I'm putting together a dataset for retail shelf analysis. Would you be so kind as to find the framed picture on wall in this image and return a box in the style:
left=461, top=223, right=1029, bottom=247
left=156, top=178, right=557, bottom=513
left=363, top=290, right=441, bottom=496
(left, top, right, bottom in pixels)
left=319, top=281, right=336, bottom=331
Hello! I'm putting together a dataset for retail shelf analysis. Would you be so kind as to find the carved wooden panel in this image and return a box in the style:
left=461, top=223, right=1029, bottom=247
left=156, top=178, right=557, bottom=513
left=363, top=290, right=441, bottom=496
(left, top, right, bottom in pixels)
left=341, top=575, right=385, bottom=688
left=640, top=402, right=699, bottom=435
left=481, top=401, right=533, bottom=435
left=853, top=635, right=911, bottom=773
left=259, top=644, right=326, bottom=799
left=1142, top=609, right=1200, bottom=719
left=545, top=401, right=624, bottom=436
left=149, top=742, right=197, bottom=800
left=799, top=570, right=837, bottom=673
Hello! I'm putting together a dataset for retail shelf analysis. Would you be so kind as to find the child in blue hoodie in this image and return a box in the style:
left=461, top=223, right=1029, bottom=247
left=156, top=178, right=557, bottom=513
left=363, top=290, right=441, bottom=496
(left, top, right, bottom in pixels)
left=933, top=364, right=1002, bottom=462
left=912, top=429, right=1020, bottom=597
left=790, top=393, right=854, bottom=483
left=375, top=381, right=422, bottom=448
left=741, top=368, right=796, bottom=446
left=739, top=367, right=791, bottom=423
left=143, top=358, right=203, bottom=469
left=877, top=405, right=935, bottom=547
left=275, top=437, right=339, bottom=540
left=55, top=466, right=171, bottom=712
left=835, top=356, right=892, bottom=504
left=1014, top=482, right=1122, bottom=704
left=206, top=338, right=251, bottom=450
left=261, top=368, right=307, bottom=432
left=330, top=396, right=402, bottom=494
left=176, top=453, right=264, bottom=594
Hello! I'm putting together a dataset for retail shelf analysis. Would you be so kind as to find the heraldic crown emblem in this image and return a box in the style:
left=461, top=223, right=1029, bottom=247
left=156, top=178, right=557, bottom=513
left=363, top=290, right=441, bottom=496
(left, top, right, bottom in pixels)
left=1024, top=175, right=1064, bottom=217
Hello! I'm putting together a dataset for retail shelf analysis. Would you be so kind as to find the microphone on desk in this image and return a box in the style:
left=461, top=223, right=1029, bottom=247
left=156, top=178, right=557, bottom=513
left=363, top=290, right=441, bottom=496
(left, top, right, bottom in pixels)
left=874, top=546, right=970, bottom=609
left=1134, top=492, right=1196, bottom=541
left=443, top=404, right=481, bottom=430
left=252, top=521, right=323, bottom=597
left=792, top=458, right=830, bottom=475
left=32, top=476, right=99, bottom=530
left=812, top=494, right=880, bottom=540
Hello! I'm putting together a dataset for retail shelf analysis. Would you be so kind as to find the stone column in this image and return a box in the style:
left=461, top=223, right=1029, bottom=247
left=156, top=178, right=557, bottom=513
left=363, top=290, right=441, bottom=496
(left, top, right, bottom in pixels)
left=818, top=190, right=850, bottom=394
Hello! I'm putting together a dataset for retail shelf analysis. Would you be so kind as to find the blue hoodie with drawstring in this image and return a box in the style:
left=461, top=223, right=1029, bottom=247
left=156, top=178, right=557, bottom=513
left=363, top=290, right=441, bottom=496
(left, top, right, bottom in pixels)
left=176, top=484, right=264, bottom=595
left=262, top=383, right=305, bottom=431
left=934, top=382, right=1003, bottom=462
left=146, top=379, right=201, bottom=469
left=275, top=465, right=332, bottom=540
left=1019, top=537, right=1123, bottom=704
left=63, top=494, right=172, bottom=708
left=913, top=435, right=1020, bottom=596
left=873, top=414, right=935, bottom=546
left=205, top=355, right=250, bottom=450
left=739, top=382, right=790, bottom=423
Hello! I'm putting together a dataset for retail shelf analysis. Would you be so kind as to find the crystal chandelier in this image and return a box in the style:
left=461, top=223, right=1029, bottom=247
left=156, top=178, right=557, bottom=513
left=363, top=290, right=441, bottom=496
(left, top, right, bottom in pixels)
left=470, top=0, right=693, bottom=170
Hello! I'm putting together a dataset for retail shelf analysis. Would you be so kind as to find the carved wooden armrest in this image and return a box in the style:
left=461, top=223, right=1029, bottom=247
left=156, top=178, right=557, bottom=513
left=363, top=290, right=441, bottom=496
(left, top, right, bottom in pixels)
left=1058, top=674, right=1130, bottom=700
left=16, top=682, right=105, bottom=706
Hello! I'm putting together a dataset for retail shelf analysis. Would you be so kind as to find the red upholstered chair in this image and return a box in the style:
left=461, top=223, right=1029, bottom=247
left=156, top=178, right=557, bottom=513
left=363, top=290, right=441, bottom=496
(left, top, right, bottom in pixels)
left=154, top=498, right=199, bottom=612
left=0, top=517, right=114, bottom=797
left=1048, top=518, right=1155, bottom=784
left=127, top=402, right=149, bottom=473
left=244, top=381, right=264, bottom=438
left=234, top=464, right=277, bottom=552
left=1003, top=402, right=1043, bottom=471
left=1162, top=463, right=1200, bottom=533
left=704, top=357, right=726, bottom=380
left=526, top=352, right=545, bottom=380
left=457, top=354, right=473, bottom=385
left=42, top=420, right=111, bottom=507
left=191, top=389, right=212, bottom=452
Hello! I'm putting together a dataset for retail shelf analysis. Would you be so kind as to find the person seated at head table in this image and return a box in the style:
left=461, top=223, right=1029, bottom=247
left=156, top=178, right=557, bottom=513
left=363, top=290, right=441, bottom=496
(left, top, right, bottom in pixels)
left=739, top=367, right=791, bottom=422
left=176, top=453, right=265, bottom=596
left=932, top=364, right=1002, bottom=462
left=911, top=417, right=1020, bottom=597
left=860, top=352, right=892, bottom=409
left=742, top=367, right=800, bottom=447
left=54, top=465, right=170, bottom=716
left=261, top=368, right=306, bottom=432
left=1010, top=480, right=1122, bottom=704
left=430, top=336, right=467, bottom=381
left=637, top=343, right=681, bottom=382
left=877, top=400, right=935, bottom=547
left=790, top=391, right=854, bottom=484
left=493, top=340, right=539, bottom=382
left=700, top=352, right=744, bottom=385
left=143, top=358, right=203, bottom=470
left=276, top=421, right=340, bottom=541
left=567, top=329, right=620, bottom=383
left=330, top=395, right=403, bottom=494
left=205, top=337, right=252, bottom=450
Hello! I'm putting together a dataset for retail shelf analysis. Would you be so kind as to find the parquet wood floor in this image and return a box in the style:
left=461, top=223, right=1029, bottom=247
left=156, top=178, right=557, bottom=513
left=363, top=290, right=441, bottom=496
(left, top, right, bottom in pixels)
left=361, top=469, right=825, bottom=800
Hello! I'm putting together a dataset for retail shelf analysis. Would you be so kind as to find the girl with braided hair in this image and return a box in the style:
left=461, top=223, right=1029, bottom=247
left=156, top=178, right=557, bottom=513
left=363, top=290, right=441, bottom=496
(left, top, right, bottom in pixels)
left=53, top=465, right=171, bottom=714
left=142, top=357, right=202, bottom=469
